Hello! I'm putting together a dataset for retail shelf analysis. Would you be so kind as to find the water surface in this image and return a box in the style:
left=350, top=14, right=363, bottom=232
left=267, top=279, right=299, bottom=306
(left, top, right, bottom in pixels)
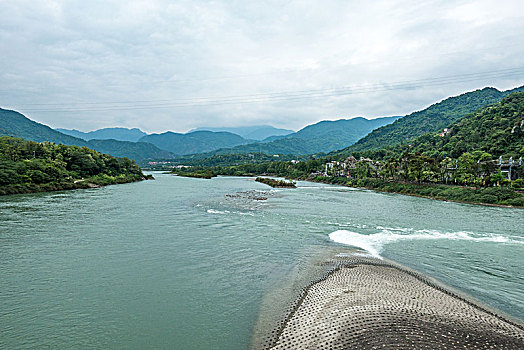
left=1, top=174, right=522, bottom=349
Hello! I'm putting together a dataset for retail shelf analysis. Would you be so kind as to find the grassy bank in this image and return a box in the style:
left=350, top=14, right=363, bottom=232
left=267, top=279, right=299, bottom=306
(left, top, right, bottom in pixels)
left=0, top=173, right=151, bottom=196
left=312, top=176, right=524, bottom=208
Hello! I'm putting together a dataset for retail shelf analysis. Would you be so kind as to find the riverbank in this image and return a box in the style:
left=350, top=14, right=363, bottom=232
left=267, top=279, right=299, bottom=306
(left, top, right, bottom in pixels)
left=175, top=170, right=524, bottom=208
left=260, top=255, right=524, bottom=349
left=0, top=174, right=153, bottom=196
left=310, top=176, right=524, bottom=208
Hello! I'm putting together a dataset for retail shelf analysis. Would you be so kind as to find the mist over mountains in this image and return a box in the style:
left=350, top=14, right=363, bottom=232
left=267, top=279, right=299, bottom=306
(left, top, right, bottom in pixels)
left=191, top=125, right=294, bottom=141
left=56, top=127, right=147, bottom=142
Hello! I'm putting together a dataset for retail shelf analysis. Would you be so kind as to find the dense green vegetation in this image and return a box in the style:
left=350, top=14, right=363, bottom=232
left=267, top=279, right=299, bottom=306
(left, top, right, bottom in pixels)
left=336, top=85, right=524, bottom=155
left=344, top=92, right=524, bottom=162
left=0, top=108, right=174, bottom=161
left=164, top=152, right=308, bottom=168
left=0, top=137, right=148, bottom=195
left=175, top=157, right=523, bottom=207
left=255, top=177, right=296, bottom=188
left=316, top=177, right=524, bottom=207
left=173, top=159, right=322, bottom=180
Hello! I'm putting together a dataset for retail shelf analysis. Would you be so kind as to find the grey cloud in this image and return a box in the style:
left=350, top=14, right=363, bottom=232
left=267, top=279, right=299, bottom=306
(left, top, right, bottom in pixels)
left=1, top=0, right=523, bottom=133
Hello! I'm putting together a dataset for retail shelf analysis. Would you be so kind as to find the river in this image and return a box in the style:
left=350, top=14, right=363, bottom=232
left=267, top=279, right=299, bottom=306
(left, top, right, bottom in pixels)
left=1, top=173, right=522, bottom=349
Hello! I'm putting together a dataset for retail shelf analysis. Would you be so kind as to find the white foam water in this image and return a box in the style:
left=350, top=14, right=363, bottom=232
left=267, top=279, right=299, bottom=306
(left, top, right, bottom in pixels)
left=329, top=228, right=522, bottom=258
left=207, top=208, right=255, bottom=216
left=207, top=209, right=230, bottom=214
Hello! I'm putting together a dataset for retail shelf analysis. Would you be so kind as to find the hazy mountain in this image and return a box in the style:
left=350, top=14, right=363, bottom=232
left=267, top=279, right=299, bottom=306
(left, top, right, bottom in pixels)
left=139, top=130, right=250, bottom=155
left=191, top=125, right=294, bottom=140
left=56, top=127, right=147, bottom=142
left=88, top=139, right=174, bottom=161
left=336, top=85, right=524, bottom=155
left=0, top=108, right=173, bottom=161
left=189, top=116, right=400, bottom=156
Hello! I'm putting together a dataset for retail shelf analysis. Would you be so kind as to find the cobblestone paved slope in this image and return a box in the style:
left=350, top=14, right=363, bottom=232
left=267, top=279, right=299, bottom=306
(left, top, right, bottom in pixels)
left=262, top=259, right=524, bottom=349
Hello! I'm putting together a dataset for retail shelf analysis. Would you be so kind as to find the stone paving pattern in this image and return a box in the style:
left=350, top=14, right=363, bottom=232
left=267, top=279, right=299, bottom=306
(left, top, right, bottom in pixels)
left=263, top=259, right=524, bottom=349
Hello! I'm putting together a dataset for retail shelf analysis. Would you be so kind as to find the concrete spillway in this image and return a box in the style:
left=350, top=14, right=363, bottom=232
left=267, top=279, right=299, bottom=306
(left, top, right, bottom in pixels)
left=259, top=257, right=524, bottom=349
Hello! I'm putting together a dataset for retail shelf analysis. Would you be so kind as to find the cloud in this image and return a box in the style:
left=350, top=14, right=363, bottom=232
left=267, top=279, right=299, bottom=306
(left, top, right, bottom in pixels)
left=1, top=0, right=523, bottom=133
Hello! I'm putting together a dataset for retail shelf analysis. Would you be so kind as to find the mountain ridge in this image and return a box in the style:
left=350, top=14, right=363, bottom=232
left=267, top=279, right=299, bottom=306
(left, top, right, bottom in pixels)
left=354, top=91, right=524, bottom=160
left=334, top=85, right=524, bottom=155
left=56, top=127, right=147, bottom=142
left=191, top=125, right=294, bottom=140
left=139, top=130, right=251, bottom=155
left=179, top=116, right=400, bottom=158
left=0, top=108, right=173, bottom=161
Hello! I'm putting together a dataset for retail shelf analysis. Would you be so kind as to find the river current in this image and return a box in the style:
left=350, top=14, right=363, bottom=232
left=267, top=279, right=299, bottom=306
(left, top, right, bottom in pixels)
left=1, top=173, right=523, bottom=349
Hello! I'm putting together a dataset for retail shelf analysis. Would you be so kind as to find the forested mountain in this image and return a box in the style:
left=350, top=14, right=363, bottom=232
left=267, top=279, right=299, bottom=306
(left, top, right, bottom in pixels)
left=413, top=92, right=524, bottom=158
left=56, top=127, right=147, bottom=142
left=191, top=125, right=294, bottom=140
left=196, top=116, right=400, bottom=156
left=352, top=92, right=524, bottom=160
left=139, top=130, right=250, bottom=155
left=0, top=108, right=173, bottom=161
left=336, top=85, right=524, bottom=154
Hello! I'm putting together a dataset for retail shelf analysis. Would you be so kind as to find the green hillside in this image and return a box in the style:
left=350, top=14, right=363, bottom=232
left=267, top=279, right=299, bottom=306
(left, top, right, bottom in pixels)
left=335, top=85, right=524, bottom=155
left=362, top=92, right=524, bottom=160
left=139, top=130, right=250, bottom=155
left=0, top=108, right=90, bottom=146
left=0, top=108, right=173, bottom=161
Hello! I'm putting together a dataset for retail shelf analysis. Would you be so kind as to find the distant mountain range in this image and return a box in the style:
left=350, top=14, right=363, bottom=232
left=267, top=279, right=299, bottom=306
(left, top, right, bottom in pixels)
left=139, top=117, right=398, bottom=157
left=0, top=109, right=174, bottom=161
left=0, top=109, right=398, bottom=161
left=0, top=109, right=90, bottom=147
left=56, top=127, right=147, bottom=142
left=139, top=131, right=250, bottom=155
left=196, top=117, right=401, bottom=156
left=3, top=84, right=523, bottom=163
left=191, top=125, right=294, bottom=141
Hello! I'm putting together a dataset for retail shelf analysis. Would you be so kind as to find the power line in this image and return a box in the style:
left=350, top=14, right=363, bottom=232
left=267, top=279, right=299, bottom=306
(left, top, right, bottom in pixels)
left=17, top=66, right=524, bottom=107
left=16, top=67, right=524, bottom=112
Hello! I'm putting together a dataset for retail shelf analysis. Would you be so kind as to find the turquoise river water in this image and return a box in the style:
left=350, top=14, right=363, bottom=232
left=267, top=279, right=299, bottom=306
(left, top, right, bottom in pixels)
left=1, top=173, right=523, bottom=349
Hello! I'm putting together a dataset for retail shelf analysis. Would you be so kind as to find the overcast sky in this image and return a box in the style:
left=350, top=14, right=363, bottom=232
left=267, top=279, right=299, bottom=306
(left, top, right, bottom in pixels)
left=1, top=0, right=524, bottom=133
